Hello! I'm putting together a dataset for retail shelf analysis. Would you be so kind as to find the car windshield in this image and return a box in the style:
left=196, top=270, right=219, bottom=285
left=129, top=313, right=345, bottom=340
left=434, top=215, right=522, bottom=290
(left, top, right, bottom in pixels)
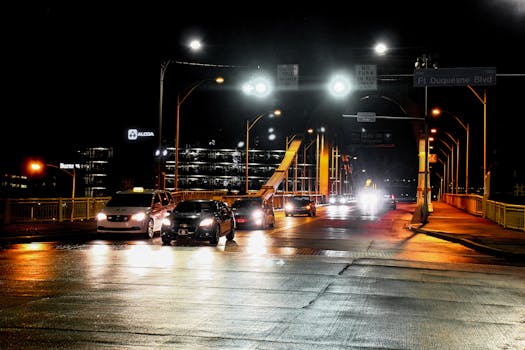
left=232, top=199, right=261, bottom=209
left=105, top=193, right=153, bottom=207
left=175, top=201, right=212, bottom=213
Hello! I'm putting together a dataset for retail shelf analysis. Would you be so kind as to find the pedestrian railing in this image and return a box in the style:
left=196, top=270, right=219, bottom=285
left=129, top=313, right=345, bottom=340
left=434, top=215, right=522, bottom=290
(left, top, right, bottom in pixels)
left=442, top=193, right=525, bottom=232
left=3, top=193, right=524, bottom=231
left=1, top=197, right=111, bottom=224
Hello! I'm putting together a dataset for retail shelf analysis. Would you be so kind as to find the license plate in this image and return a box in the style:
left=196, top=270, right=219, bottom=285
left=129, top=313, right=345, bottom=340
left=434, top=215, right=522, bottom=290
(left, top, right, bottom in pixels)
left=178, top=229, right=188, bottom=235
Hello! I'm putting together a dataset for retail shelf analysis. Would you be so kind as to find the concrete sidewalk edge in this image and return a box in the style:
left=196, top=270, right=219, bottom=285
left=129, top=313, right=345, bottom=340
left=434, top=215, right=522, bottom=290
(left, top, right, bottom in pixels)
left=408, top=223, right=525, bottom=262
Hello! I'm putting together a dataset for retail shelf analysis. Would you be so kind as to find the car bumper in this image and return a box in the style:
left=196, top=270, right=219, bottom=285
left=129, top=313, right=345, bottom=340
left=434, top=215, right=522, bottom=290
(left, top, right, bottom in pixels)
left=161, top=227, right=215, bottom=241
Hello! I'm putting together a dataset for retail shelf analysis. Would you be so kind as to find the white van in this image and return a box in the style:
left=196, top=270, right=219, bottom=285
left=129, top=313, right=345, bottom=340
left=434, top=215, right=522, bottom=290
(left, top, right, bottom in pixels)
left=96, top=187, right=175, bottom=238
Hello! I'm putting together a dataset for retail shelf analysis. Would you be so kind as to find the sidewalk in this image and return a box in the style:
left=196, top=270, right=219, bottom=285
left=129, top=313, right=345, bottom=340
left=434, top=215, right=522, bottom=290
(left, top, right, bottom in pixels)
left=409, top=201, right=525, bottom=262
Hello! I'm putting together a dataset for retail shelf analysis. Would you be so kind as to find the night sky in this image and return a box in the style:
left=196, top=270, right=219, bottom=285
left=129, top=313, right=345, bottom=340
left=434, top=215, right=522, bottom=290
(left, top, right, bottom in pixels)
left=3, top=2, right=525, bottom=177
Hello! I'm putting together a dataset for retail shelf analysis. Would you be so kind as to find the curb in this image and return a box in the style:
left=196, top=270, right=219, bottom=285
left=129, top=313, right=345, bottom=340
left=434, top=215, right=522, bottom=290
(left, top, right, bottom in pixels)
left=408, top=223, right=525, bottom=262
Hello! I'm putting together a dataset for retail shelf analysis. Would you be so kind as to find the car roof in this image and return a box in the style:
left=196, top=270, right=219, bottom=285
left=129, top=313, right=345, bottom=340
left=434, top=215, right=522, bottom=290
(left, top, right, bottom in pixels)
left=117, top=187, right=164, bottom=195
left=234, top=197, right=262, bottom=201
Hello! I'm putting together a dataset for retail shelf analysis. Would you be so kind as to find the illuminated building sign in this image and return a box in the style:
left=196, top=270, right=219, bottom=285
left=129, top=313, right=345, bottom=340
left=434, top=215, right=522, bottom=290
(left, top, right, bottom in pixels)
left=128, top=129, right=155, bottom=141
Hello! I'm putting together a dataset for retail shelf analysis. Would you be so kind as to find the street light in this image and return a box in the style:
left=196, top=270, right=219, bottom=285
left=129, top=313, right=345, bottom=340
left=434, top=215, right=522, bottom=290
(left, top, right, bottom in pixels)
left=303, top=129, right=317, bottom=194
left=28, top=161, right=76, bottom=222
left=466, top=85, right=487, bottom=195
left=431, top=108, right=470, bottom=194
left=155, top=148, right=168, bottom=190
left=443, top=131, right=460, bottom=195
left=436, top=147, right=451, bottom=193
left=158, top=39, right=203, bottom=189
left=174, top=76, right=224, bottom=191
left=414, top=54, right=437, bottom=224
left=285, top=134, right=298, bottom=193
left=437, top=139, right=454, bottom=194
left=245, top=110, right=281, bottom=194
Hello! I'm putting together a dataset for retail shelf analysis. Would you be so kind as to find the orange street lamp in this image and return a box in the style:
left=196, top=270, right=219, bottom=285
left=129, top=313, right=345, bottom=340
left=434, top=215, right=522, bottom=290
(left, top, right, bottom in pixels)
left=28, top=161, right=76, bottom=222
left=174, top=76, right=224, bottom=191
left=431, top=108, right=470, bottom=194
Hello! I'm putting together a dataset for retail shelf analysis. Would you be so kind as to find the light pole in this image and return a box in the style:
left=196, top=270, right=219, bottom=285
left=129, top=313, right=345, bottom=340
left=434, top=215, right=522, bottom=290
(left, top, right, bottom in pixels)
left=158, top=39, right=203, bottom=189
left=285, top=134, right=297, bottom=193
left=159, top=60, right=171, bottom=154
left=415, top=54, right=437, bottom=223
left=302, top=135, right=316, bottom=194
left=29, top=161, right=76, bottom=222
left=431, top=108, right=470, bottom=194
left=245, top=110, right=281, bottom=194
left=444, top=131, right=460, bottom=195
left=438, top=139, right=454, bottom=194
left=466, top=85, right=487, bottom=195
left=436, top=148, right=450, bottom=195
left=174, top=77, right=224, bottom=191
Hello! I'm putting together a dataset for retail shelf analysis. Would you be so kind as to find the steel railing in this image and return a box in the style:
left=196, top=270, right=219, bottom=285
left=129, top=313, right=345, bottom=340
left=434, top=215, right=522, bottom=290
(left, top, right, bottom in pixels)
left=442, top=193, right=525, bottom=232
left=2, top=192, right=523, bottom=232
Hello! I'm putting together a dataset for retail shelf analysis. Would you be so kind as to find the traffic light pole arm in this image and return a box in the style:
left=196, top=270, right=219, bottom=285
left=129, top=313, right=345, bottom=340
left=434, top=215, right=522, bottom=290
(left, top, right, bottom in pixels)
left=247, top=114, right=265, bottom=132
left=45, top=163, right=76, bottom=221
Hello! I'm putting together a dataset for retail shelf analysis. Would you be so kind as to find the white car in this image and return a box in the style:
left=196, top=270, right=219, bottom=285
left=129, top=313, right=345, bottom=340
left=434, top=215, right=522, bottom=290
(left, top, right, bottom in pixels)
left=96, top=187, right=175, bottom=238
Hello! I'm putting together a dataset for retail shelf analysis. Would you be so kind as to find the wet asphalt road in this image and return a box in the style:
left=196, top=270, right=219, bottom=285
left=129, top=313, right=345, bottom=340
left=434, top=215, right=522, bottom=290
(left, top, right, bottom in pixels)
left=1, top=203, right=524, bottom=349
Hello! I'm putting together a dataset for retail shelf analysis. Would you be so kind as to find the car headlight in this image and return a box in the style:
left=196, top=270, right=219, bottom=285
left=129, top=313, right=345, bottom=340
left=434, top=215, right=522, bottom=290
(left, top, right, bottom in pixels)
left=285, top=203, right=294, bottom=211
left=251, top=209, right=263, bottom=218
left=131, top=212, right=147, bottom=221
left=96, top=212, right=107, bottom=221
left=161, top=218, right=171, bottom=226
left=199, top=217, right=214, bottom=227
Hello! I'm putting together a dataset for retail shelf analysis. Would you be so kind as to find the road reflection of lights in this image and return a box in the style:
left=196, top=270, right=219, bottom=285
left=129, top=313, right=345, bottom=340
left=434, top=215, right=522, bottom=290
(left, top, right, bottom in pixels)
left=188, top=249, right=215, bottom=268
left=280, top=248, right=296, bottom=256
left=20, top=242, right=50, bottom=251
left=326, top=205, right=351, bottom=218
left=124, top=243, right=156, bottom=276
left=246, top=231, right=268, bottom=256
left=12, top=243, right=54, bottom=281
left=88, top=244, right=110, bottom=279
left=90, top=243, right=110, bottom=256
left=156, top=248, right=174, bottom=267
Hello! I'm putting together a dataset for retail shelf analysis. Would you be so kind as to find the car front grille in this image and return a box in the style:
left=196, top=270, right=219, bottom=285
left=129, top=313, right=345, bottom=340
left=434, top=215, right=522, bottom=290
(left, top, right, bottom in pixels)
left=174, top=218, right=198, bottom=231
left=107, top=215, right=130, bottom=222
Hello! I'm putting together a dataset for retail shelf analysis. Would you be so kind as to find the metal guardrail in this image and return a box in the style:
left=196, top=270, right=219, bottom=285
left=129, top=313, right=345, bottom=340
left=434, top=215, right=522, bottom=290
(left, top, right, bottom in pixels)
left=442, top=193, right=525, bottom=232
left=2, top=192, right=523, bottom=231
left=0, top=190, right=326, bottom=224
left=0, top=197, right=111, bottom=224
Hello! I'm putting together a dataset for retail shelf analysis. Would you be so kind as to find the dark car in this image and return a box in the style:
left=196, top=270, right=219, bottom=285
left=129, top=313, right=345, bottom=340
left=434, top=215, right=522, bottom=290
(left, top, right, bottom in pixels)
left=284, top=196, right=316, bottom=217
left=231, top=197, right=275, bottom=229
left=160, top=199, right=235, bottom=245
left=385, top=193, right=397, bottom=210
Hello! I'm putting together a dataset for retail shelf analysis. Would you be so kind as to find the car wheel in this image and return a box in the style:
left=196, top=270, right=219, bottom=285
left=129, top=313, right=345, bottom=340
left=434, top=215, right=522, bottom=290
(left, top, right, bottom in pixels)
left=161, top=237, right=171, bottom=245
left=209, top=225, right=220, bottom=245
left=146, top=219, right=155, bottom=239
left=226, top=220, right=235, bottom=241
